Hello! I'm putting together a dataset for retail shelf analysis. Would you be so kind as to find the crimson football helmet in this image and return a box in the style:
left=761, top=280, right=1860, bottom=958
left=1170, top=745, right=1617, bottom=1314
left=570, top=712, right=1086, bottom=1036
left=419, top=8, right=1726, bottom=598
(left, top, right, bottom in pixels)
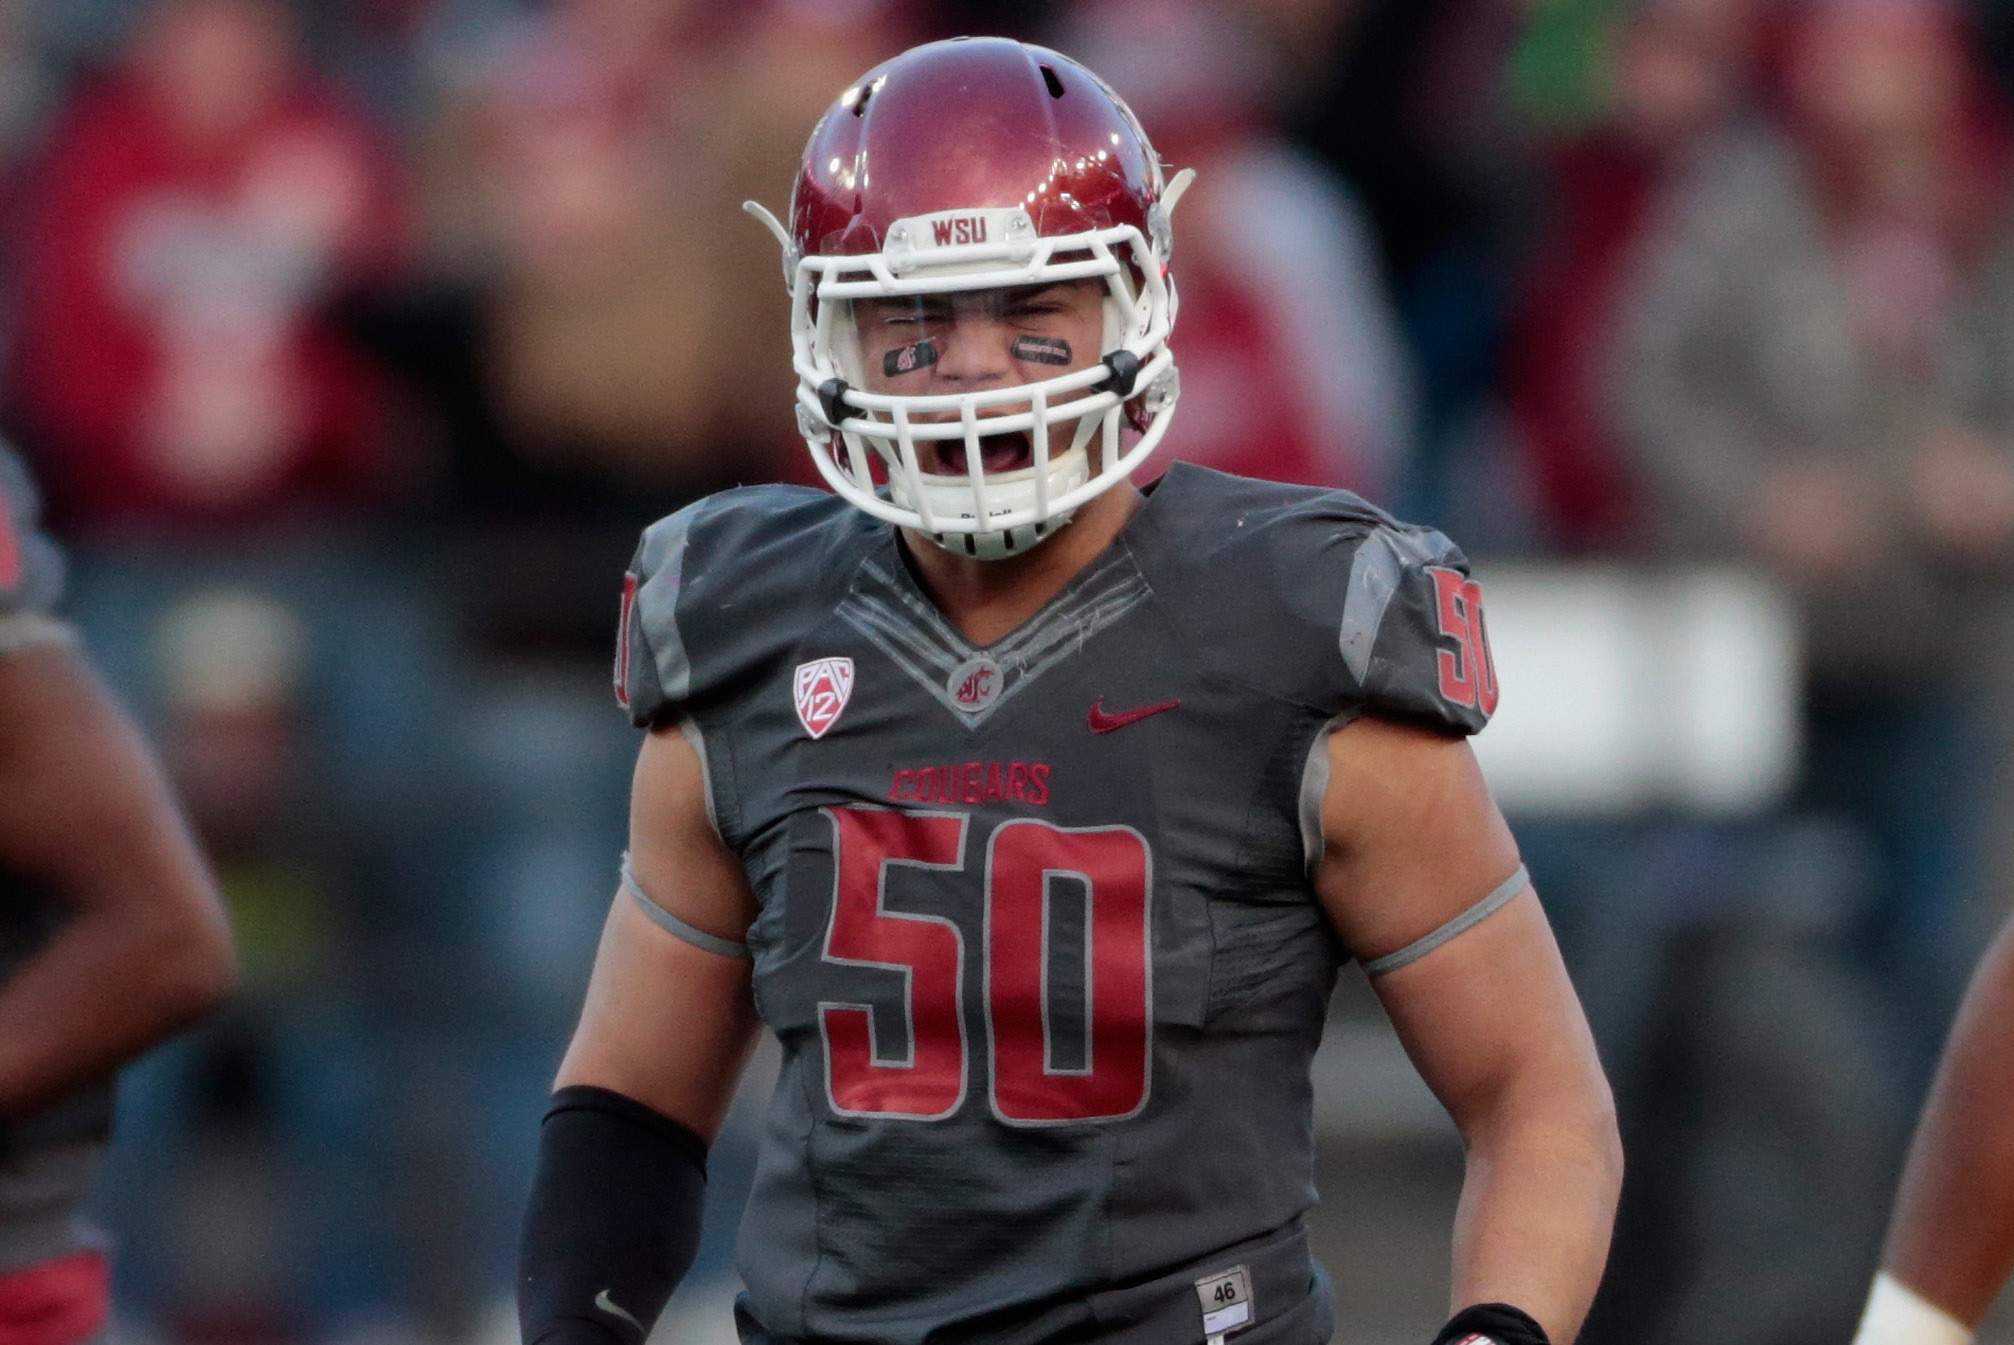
left=747, top=37, right=1191, bottom=559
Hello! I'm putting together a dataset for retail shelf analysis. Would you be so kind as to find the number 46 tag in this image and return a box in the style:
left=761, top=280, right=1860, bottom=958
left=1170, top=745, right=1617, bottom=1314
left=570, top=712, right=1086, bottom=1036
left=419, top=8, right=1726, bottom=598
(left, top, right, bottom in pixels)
left=1194, top=1265, right=1253, bottom=1343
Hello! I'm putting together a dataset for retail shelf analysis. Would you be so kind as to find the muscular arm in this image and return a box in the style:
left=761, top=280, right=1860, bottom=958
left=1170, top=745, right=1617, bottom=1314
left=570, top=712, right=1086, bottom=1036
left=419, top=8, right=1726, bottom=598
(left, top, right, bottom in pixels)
left=1315, top=716, right=1621, bottom=1343
left=1869, top=915, right=2014, bottom=1330
left=556, top=722, right=762, bottom=1142
left=520, top=724, right=762, bottom=1345
left=0, top=642, right=233, bottom=1117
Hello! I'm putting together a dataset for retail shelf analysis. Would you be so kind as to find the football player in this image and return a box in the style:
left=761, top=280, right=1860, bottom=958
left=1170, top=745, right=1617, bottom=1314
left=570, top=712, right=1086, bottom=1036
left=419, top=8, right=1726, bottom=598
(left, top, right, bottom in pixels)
left=520, top=38, right=1621, bottom=1345
left=1851, top=916, right=2014, bottom=1345
left=0, top=443, right=234, bottom=1343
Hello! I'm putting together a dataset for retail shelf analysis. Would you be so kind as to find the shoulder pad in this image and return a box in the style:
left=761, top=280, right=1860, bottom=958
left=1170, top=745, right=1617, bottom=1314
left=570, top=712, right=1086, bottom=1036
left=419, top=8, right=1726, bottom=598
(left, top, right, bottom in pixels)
left=617, top=486, right=862, bottom=727
left=1139, top=467, right=1496, bottom=732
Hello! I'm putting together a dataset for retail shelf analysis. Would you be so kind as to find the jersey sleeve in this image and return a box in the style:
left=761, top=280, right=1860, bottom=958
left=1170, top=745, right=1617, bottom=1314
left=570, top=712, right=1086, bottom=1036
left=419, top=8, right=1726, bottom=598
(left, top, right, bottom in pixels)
left=615, top=486, right=851, bottom=728
left=616, top=500, right=702, bottom=727
left=1330, top=517, right=1497, bottom=734
left=0, top=445, right=70, bottom=654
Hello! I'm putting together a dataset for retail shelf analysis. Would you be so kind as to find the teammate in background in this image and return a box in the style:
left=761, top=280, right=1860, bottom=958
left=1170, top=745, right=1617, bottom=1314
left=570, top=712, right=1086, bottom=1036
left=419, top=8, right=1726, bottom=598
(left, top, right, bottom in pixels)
left=520, top=38, right=1621, bottom=1345
left=1852, top=916, right=2014, bottom=1345
left=0, top=442, right=234, bottom=1345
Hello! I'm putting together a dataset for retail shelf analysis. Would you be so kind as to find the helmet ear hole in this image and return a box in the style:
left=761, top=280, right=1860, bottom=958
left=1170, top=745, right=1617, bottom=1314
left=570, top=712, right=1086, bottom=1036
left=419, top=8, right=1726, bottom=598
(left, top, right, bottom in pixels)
left=1039, top=64, right=1065, bottom=98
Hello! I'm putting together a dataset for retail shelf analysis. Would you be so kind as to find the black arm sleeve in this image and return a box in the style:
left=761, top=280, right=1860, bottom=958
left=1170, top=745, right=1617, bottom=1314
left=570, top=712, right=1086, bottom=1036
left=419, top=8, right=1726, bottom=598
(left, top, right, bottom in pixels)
left=517, top=1085, right=709, bottom=1345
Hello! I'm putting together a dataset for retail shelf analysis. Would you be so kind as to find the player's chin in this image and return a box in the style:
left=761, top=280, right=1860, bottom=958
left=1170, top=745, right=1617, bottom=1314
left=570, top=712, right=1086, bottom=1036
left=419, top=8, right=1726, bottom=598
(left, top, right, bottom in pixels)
left=924, top=431, right=1034, bottom=477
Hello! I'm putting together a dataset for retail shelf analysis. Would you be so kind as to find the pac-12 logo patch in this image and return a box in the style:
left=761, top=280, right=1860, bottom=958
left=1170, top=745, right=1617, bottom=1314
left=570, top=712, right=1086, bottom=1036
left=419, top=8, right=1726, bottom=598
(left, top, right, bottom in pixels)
left=794, top=657, right=855, bottom=739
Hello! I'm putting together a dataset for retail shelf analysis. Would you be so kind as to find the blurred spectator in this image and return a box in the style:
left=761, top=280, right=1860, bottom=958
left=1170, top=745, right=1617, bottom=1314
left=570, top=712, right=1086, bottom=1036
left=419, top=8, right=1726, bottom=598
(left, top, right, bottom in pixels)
left=1056, top=0, right=1416, bottom=501
left=0, top=7, right=471, bottom=1339
left=411, top=0, right=921, bottom=516
left=7, top=0, right=405, bottom=534
left=1501, top=0, right=1763, bottom=551
left=1606, top=3, right=2014, bottom=1335
left=0, top=0, right=59, bottom=171
left=706, top=0, right=935, bottom=474
left=94, top=588, right=400, bottom=1344
left=434, top=0, right=734, bottom=495
left=1615, top=0, right=2014, bottom=694
left=1614, top=0, right=2014, bottom=955
left=349, top=0, right=925, bottom=663
left=1282, top=0, right=1545, bottom=530
left=0, top=0, right=447, bottom=824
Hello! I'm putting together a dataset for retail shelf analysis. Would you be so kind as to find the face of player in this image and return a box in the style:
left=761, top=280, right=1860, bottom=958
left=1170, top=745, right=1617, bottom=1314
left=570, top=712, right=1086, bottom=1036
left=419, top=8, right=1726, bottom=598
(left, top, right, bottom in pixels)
left=852, top=278, right=1109, bottom=477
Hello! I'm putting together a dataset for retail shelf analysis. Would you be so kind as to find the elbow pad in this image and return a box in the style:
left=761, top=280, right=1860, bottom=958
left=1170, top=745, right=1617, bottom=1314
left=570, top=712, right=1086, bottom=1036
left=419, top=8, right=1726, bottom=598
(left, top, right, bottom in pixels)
left=517, top=1085, right=708, bottom=1345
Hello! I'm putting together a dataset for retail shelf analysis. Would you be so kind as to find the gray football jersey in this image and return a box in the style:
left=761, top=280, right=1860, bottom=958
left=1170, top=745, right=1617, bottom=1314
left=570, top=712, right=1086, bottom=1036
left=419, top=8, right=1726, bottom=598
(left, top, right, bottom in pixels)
left=618, top=463, right=1497, bottom=1345
left=0, top=442, right=110, bottom=1275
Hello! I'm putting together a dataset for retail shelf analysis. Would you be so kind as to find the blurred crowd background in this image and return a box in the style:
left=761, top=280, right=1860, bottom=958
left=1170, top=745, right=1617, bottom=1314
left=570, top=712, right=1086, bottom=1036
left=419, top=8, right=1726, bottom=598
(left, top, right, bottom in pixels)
left=4, top=0, right=2012, bottom=1341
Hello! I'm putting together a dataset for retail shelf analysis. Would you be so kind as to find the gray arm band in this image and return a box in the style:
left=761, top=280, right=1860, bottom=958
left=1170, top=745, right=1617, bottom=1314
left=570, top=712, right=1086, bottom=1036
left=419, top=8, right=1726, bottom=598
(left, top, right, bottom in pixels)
left=1361, top=864, right=1530, bottom=977
left=620, top=854, right=751, bottom=960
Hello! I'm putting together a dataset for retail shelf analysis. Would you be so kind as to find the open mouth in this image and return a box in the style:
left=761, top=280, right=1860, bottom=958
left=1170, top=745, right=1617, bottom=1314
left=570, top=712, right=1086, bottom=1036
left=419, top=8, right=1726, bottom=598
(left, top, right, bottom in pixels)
left=924, top=430, right=1034, bottom=477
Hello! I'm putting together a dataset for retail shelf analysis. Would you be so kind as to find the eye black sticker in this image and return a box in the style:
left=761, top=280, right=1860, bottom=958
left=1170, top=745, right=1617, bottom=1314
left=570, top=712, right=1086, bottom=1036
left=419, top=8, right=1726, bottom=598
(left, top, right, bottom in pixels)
left=883, top=339, right=939, bottom=377
left=1012, top=335, right=1073, bottom=366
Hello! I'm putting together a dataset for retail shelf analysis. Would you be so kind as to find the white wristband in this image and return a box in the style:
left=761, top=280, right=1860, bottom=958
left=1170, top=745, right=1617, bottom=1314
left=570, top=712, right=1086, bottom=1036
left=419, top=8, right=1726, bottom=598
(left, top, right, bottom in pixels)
left=1853, top=1272, right=1974, bottom=1345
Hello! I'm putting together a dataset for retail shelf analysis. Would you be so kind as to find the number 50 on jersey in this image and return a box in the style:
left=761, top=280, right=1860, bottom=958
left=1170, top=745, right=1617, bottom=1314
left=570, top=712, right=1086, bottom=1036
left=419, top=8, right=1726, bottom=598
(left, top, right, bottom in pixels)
left=817, top=806, right=1152, bottom=1125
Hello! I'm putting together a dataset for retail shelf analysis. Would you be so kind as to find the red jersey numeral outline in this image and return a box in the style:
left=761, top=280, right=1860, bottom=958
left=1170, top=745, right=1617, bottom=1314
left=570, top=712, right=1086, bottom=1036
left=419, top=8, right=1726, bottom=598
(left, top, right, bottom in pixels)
left=614, top=572, right=639, bottom=709
left=817, top=805, right=1154, bottom=1125
left=984, top=820, right=1152, bottom=1125
left=819, top=808, right=970, bottom=1119
left=1428, top=566, right=1498, bottom=716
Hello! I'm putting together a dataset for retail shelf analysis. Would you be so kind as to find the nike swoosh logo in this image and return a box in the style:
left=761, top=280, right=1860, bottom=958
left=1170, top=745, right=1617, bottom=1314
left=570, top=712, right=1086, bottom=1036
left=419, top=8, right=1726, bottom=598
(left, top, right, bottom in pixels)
left=594, top=1289, right=644, bottom=1333
left=1087, top=695, right=1181, bottom=734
